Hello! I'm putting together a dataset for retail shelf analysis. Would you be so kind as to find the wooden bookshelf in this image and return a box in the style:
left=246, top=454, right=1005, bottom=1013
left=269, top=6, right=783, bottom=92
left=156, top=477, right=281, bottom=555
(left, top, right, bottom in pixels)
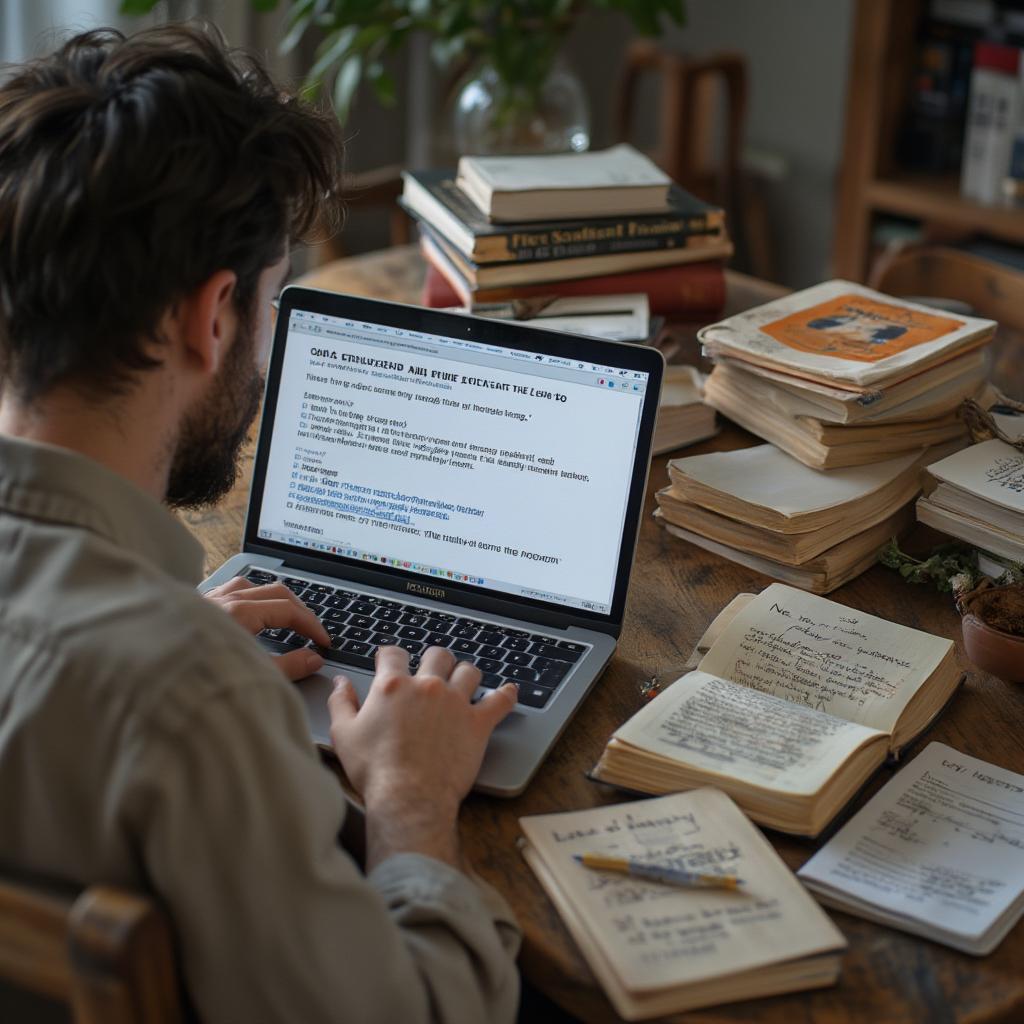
left=833, top=0, right=1024, bottom=280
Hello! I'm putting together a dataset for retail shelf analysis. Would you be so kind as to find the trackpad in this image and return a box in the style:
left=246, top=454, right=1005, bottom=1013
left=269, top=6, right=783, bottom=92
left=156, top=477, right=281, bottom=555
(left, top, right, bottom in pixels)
left=296, top=668, right=374, bottom=745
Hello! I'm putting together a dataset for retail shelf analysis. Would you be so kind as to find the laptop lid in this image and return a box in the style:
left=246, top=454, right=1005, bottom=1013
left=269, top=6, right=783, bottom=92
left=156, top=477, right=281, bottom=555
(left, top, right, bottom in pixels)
left=243, top=286, right=664, bottom=637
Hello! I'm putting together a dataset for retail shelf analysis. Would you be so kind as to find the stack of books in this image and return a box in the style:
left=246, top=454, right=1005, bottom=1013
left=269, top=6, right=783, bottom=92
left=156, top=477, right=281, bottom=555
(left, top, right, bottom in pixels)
left=654, top=443, right=948, bottom=593
left=917, top=435, right=1024, bottom=565
left=697, top=280, right=996, bottom=470
left=400, top=143, right=732, bottom=320
left=651, top=280, right=1000, bottom=590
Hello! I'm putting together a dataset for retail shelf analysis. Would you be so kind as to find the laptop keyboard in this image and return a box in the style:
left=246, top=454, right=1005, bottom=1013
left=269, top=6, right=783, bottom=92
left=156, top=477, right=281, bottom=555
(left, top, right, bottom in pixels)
left=240, top=568, right=589, bottom=709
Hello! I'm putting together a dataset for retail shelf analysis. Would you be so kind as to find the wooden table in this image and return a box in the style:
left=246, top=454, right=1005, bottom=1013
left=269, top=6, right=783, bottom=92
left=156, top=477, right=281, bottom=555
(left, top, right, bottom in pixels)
left=187, top=246, right=1024, bottom=1024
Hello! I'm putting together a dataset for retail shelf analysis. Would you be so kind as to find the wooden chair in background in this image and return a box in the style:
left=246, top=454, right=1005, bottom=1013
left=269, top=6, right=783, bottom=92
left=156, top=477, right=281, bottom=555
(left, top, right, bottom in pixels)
left=614, top=40, right=776, bottom=281
left=868, top=242, right=1024, bottom=387
left=0, top=875, right=183, bottom=1024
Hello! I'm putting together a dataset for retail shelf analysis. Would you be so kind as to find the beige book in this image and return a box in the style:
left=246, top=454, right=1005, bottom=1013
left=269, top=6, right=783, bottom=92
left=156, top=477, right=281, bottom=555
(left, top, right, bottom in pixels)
left=656, top=485, right=915, bottom=564
left=456, top=144, right=671, bottom=222
left=655, top=505, right=914, bottom=594
left=710, top=349, right=988, bottom=424
left=592, top=583, right=960, bottom=836
left=704, top=368, right=967, bottom=469
left=652, top=365, right=718, bottom=455
left=916, top=438, right=1024, bottom=562
left=666, top=443, right=927, bottom=535
left=519, top=788, right=846, bottom=1020
left=697, top=280, right=995, bottom=391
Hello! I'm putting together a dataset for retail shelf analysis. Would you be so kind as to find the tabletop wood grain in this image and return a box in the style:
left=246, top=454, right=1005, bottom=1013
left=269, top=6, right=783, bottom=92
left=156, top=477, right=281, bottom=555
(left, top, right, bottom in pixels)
left=185, top=246, right=1024, bottom=1024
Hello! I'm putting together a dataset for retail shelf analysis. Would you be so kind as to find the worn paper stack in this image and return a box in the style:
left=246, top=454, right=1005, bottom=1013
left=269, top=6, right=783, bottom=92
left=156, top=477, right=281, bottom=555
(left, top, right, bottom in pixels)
left=698, top=280, right=996, bottom=470
left=654, top=443, right=952, bottom=593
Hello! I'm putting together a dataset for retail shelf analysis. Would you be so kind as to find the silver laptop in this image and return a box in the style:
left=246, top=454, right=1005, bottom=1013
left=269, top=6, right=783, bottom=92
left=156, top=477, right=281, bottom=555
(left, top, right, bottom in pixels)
left=201, top=286, right=664, bottom=795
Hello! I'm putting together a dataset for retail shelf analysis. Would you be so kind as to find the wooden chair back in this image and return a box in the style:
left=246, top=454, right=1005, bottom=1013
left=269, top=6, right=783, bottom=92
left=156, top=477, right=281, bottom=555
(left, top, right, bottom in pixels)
left=868, top=243, right=1024, bottom=333
left=614, top=40, right=747, bottom=208
left=0, top=875, right=184, bottom=1024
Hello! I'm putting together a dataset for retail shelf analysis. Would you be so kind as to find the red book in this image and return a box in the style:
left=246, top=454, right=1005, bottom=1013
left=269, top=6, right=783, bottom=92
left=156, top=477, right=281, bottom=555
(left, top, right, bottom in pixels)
left=420, top=238, right=726, bottom=317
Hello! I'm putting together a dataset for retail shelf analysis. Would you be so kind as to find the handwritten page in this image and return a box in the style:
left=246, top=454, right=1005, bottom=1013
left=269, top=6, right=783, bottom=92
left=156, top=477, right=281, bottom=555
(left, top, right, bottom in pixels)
left=799, top=743, right=1024, bottom=954
left=927, top=438, right=1024, bottom=514
left=520, top=788, right=845, bottom=996
left=697, top=583, right=952, bottom=733
left=614, top=671, right=883, bottom=794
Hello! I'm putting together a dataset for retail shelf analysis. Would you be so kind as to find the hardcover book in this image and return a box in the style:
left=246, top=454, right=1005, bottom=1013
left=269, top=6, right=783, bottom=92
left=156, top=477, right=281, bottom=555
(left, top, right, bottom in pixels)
left=400, top=169, right=724, bottom=264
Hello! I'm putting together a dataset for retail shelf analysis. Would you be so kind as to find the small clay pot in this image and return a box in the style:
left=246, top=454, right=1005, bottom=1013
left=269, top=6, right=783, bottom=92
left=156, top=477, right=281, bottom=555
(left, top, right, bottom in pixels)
left=961, top=613, right=1024, bottom=684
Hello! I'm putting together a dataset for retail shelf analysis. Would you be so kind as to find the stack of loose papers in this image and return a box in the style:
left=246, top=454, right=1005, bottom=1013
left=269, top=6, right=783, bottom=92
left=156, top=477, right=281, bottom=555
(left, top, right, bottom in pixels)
left=654, top=443, right=944, bottom=593
left=520, top=788, right=846, bottom=1019
left=917, top=437, right=1024, bottom=562
left=699, top=281, right=995, bottom=469
left=799, top=743, right=1024, bottom=955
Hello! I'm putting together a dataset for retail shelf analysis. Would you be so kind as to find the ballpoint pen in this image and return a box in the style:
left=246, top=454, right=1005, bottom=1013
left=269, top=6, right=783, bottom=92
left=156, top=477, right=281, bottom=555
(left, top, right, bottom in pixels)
left=574, top=854, right=744, bottom=890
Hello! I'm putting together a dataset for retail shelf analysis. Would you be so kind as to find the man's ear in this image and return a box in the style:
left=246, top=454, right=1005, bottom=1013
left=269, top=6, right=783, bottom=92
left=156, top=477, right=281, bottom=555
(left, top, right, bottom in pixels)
left=177, top=269, right=239, bottom=375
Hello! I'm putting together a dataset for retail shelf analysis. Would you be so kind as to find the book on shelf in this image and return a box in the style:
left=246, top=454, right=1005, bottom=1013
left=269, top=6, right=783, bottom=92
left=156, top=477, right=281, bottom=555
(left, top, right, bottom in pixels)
left=698, top=280, right=996, bottom=392
left=468, top=292, right=652, bottom=343
left=917, top=438, right=1024, bottom=562
left=799, top=742, right=1024, bottom=956
left=419, top=242, right=727, bottom=316
left=456, top=143, right=672, bottom=222
left=652, top=365, right=718, bottom=455
left=655, top=504, right=915, bottom=595
left=702, top=362, right=979, bottom=470
left=400, top=169, right=724, bottom=264
left=590, top=583, right=961, bottom=836
left=655, top=442, right=944, bottom=565
left=420, top=222, right=732, bottom=289
left=518, top=788, right=846, bottom=1020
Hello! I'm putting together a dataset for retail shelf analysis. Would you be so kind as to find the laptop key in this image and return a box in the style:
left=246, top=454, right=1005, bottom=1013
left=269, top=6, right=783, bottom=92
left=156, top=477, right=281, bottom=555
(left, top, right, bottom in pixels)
left=424, top=632, right=453, bottom=648
left=476, top=629, right=502, bottom=646
left=506, top=665, right=540, bottom=684
left=451, top=639, right=480, bottom=655
left=398, top=639, right=425, bottom=655
left=537, top=669, right=570, bottom=689
left=529, top=643, right=580, bottom=663
left=450, top=624, right=479, bottom=640
left=300, top=590, right=326, bottom=607
left=502, top=636, right=530, bottom=652
left=479, top=645, right=505, bottom=660
left=397, top=625, right=427, bottom=641
left=503, top=651, right=533, bottom=667
left=480, top=673, right=503, bottom=689
left=345, top=627, right=372, bottom=643
left=349, top=601, right=376, bottom=616
left=399, top=613, right=428, bottom=627
left=517, top=686, right=552, bottom=708
left=326, top=648, right=376, bottom=672
left=281, top=577, right=308, bottom=593
left=349, top=614, right=376, bottom=630
left=283, top=631, right=309, bottom=647
left=372, top=620, right=399, bottom=636
left=373, top=607, right=401, bottom=622
left=322, top=609, right=350, bottom=624
left=423, top=617, right=452, bottom=633
left=341, top=639, right=371, bottom=657
left=321, top=595, right=349, bottom=609
left=498, top=627, right=530, bottom=638
left=476, top=658, right=504, bottom=674
left=558, top=641, right=587, bottom=654
left=245, top=570, right=276, bottom=585
left=452, top=651, right=476, bottom=664
left=259, top=627, right=290, bottom=641
left=531, top=657, right=569, bottom=679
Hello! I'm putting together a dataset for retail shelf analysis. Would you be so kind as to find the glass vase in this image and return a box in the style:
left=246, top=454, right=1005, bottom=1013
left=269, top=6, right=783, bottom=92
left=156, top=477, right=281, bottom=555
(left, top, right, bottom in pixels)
left=452, top=60, right=591, bottom=157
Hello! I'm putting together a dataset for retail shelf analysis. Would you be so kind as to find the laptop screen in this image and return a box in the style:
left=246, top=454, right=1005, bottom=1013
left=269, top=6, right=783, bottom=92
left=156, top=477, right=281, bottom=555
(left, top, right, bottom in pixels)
left=248, top=289, right=661, bottom=622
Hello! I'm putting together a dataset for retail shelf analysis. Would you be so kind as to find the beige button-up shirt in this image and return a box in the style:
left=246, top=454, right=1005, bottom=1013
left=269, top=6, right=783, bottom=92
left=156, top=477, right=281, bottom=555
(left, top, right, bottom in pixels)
left=0, top=434, right=520, bottom=1023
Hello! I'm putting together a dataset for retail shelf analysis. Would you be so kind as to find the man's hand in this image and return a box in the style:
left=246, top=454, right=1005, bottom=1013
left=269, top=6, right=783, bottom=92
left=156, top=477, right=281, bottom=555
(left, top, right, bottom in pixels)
left=328, top=645, right=518, bottom=871
left=204, top=577, right=329, bottom=680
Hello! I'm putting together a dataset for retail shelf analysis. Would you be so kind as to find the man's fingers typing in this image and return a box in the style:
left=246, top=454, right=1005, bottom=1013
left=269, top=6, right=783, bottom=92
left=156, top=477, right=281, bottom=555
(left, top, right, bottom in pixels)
left=327, top=675, right=360, bottom=726
left=273, top=647, right=325, bottom=681
left=417, top=644, right=455, bottom=679
left=476, top=682, right=519, bottom=728
left=448, top=659, right=482, bottom=700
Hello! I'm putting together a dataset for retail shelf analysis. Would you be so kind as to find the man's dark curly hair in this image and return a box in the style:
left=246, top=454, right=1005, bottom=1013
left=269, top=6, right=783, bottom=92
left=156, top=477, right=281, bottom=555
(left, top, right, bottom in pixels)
left=0, top=22, right=345, bottom=401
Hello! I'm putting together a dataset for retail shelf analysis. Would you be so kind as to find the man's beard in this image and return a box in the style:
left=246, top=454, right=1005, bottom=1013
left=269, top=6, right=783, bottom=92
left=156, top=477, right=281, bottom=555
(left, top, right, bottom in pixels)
left=165, top=315, right=265, bottom=510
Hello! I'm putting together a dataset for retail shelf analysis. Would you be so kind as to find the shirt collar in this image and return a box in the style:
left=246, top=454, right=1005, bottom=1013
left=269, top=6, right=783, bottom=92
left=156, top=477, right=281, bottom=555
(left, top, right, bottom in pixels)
left=0, top=434, right=205, bottom=586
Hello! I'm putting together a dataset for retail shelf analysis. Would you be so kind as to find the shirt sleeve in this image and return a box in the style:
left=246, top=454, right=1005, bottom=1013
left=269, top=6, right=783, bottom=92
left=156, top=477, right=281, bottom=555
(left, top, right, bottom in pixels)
left=123, top=657, right=521, bottom=1024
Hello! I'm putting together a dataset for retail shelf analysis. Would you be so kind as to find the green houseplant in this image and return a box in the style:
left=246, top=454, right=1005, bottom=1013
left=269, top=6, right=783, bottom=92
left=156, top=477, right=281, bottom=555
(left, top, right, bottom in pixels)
left=122, top=0, right=686, bottom=150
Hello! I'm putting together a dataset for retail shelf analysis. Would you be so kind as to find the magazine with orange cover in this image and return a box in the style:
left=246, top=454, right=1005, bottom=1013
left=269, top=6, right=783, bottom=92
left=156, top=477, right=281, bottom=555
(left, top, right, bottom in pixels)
left=698, top=280, right=995, bottom=390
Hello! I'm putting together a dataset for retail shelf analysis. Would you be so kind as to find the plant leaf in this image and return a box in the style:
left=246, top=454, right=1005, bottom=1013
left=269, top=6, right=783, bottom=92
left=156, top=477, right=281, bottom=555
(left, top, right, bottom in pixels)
left=119, top=0, right=160, bottom=13
left=332, top=54, right=363, bottom=122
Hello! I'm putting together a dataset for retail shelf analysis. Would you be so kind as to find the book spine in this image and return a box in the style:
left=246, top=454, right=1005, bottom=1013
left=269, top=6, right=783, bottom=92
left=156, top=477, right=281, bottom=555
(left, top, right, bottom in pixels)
left=421, top=248, right=725, bottom=317
left=478, top=221, right=721, bottom=264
